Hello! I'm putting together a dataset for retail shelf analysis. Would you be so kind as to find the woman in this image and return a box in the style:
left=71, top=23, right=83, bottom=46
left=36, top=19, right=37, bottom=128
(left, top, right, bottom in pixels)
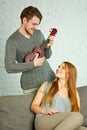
left=31, top=61, right=85, bottom=130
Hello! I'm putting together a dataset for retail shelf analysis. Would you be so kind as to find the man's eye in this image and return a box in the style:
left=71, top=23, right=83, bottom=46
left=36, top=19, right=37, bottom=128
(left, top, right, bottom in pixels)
left=32, top=23, right=37, bottom=26
left=58, top=66, right=60, bottom=68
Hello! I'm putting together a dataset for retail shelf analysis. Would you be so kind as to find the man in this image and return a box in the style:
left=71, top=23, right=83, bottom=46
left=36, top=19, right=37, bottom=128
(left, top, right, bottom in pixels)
left=5, top=6, right=56, bottom=94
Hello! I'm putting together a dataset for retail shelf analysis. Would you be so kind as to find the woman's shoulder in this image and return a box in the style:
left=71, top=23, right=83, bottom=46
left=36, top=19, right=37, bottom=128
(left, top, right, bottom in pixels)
left=39, top=82, right=51, bottom=94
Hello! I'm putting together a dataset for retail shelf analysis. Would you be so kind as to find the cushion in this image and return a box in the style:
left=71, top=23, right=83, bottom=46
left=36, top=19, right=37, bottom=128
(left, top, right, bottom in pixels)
left=77, top=86, right=87, bottom=127
left=0, top=94, right=35, bottom=130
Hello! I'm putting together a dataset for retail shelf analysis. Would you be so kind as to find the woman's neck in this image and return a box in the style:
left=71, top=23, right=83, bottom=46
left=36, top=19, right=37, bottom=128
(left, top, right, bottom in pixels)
left=58, top=79, right=65, bottom=89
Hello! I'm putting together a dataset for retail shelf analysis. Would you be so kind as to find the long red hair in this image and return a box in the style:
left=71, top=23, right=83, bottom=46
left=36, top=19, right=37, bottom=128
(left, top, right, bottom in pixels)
left=41, top=61, right=80, bottom=112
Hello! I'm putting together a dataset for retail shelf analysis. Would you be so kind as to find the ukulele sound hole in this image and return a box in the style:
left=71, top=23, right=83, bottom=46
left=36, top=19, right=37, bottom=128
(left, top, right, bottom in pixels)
left=36, top=52, right=40, bottom=57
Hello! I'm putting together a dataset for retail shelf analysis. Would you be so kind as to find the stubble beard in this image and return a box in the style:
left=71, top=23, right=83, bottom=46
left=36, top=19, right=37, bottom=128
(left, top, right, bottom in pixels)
left=25, top=28, right=32, bottom=36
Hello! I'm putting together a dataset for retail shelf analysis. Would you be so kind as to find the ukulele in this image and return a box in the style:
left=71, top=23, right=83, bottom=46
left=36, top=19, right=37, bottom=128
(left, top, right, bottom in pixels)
left=24, top=28, right=57, bottom=62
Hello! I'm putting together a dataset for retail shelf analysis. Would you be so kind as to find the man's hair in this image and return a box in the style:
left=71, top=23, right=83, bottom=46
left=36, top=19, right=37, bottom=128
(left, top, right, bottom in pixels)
left=20, top=6, right=42, bottom=23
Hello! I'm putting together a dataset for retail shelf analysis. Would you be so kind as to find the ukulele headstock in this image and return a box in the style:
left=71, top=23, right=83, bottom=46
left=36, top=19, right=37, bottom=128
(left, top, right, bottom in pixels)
left=50, top=28, right=58, bottom=36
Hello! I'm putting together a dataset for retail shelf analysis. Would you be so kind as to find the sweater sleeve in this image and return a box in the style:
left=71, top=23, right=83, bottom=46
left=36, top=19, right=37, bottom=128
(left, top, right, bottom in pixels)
left=44, top=47, right=52, bottom=59
left=5, top=39, right=34, bottom=73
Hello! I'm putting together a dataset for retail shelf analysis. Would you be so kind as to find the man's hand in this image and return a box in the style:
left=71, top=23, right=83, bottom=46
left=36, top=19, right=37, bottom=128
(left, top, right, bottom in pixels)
left=46, top=28, right=57, bottom=48
left=34, top=53, right=44, bottom=67
left=46, top=35, right=54, bottom=48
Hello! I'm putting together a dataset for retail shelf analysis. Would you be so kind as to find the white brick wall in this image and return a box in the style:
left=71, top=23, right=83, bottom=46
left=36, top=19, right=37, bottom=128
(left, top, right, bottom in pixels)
left=0, top=0, right=87, bottom=96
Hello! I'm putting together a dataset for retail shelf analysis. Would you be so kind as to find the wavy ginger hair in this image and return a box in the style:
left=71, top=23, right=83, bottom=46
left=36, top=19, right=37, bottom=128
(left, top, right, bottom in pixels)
left=41, top=61, right=80, bottom=112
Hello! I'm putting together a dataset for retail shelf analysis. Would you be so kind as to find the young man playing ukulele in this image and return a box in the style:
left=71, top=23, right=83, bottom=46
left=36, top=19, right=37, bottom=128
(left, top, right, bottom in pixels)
left=5, top=6, right=56, bottom=94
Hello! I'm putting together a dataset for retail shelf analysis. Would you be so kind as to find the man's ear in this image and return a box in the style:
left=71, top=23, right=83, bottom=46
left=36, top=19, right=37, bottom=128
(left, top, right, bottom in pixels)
left=23, top=17, right=28, bottom=24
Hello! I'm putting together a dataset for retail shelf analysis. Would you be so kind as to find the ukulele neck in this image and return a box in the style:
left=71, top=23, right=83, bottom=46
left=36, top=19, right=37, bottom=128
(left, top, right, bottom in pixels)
left=40, top=39, right=49, bottom=50
left=40, top=28, right=57, bottom=50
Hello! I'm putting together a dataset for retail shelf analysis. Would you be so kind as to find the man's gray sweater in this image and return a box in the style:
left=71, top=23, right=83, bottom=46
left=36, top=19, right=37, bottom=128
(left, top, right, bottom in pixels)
left=5, top=29, right=56, bottom=90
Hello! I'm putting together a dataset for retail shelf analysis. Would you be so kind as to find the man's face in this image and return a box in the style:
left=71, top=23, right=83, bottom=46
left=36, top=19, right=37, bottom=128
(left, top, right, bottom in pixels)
left=24, top=15, right=40, bottom=36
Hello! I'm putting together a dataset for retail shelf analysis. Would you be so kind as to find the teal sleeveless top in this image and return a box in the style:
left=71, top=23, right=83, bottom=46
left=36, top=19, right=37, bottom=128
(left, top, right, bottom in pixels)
left=35, top=82, right=71, bottom=119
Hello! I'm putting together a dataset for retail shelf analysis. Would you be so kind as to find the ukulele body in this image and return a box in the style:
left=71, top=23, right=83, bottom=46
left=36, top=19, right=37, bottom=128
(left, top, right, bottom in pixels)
left=23, top=28, right=57, bottom=62
left=24, top=46, right=45, bottom=62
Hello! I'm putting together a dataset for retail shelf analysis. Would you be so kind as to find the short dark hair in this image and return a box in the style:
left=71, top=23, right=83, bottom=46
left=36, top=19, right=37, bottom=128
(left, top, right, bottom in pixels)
left=20, top=6, right=42, bottom=23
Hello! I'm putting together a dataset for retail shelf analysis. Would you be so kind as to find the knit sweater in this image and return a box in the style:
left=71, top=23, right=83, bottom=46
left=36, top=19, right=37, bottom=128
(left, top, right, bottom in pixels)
left=5, top=29, right=56, bottom=90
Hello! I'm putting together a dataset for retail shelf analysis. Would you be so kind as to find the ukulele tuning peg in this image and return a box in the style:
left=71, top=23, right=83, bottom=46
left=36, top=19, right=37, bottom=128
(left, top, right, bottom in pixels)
left=50, top=28, right=53, bottom=31
left=50, top=28, right=58, bottom=36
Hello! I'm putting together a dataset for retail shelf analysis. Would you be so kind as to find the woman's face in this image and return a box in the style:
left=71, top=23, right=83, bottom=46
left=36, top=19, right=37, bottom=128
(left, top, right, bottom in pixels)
left=56, top=63, right=68, bottom=79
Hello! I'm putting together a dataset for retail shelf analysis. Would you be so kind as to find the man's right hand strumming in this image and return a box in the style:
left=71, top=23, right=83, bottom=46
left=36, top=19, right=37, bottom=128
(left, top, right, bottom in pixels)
left=34, top=53, right=44, bottom=67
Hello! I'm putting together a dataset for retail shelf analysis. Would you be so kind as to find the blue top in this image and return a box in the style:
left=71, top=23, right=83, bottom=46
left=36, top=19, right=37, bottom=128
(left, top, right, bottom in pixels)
left=35, top=82, right=71, bottom=120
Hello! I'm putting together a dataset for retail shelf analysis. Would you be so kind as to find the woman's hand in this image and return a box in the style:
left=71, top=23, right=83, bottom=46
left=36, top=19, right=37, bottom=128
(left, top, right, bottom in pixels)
left=42, top=109, right=60, bottom=115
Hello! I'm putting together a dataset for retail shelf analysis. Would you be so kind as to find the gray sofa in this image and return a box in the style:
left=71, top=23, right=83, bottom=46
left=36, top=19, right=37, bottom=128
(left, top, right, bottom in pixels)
left=0, top=85, right=87, bottom=130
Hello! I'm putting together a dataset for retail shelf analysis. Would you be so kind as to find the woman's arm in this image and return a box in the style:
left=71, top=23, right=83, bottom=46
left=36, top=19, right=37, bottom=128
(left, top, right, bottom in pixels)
left=31, top=82, right=59, bottom=115
left=31, top=82, right=46, bottom=114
